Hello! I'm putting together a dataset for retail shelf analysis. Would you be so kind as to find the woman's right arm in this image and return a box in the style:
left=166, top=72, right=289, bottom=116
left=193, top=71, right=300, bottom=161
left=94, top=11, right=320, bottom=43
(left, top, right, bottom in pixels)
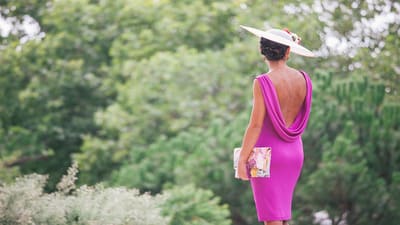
left=237, top=79, right=266, bottom=180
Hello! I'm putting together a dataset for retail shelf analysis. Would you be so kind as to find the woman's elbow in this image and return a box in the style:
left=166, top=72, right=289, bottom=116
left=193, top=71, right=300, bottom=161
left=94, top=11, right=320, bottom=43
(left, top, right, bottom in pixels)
left=247, top=122, right=263, bottom=130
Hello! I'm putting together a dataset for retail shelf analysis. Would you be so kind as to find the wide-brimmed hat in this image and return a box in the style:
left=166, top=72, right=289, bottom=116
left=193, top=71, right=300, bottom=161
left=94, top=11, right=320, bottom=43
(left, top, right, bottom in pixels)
left=240, top=25, right=315, bottom=57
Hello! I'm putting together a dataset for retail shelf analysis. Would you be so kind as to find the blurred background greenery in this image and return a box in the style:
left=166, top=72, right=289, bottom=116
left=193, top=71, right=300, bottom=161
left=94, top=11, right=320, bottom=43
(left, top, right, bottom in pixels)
left=0, top=0, right=399, bottom=224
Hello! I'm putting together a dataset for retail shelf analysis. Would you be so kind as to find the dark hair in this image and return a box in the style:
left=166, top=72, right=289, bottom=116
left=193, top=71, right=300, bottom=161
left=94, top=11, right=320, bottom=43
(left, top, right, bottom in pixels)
left=259, top=37, right=289, bottom=61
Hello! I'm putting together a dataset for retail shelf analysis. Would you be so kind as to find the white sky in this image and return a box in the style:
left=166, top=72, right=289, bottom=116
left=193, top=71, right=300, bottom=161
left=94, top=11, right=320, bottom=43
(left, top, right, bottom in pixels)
left=284, top=0, right=400, bottom=57
left=0, top=13, right=43, bottom=43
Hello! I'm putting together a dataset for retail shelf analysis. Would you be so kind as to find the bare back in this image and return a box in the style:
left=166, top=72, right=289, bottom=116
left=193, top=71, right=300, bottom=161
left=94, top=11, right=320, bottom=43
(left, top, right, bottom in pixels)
left=267, top=67, right=307, bottom=127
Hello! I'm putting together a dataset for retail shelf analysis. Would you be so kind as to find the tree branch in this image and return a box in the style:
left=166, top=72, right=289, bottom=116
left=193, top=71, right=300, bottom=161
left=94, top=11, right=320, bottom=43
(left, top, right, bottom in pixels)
left=3, top=154, right=51, bottom=167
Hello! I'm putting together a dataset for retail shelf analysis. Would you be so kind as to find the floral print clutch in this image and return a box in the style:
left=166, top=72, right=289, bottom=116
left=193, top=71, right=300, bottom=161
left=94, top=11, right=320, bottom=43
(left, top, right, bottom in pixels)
left=234, top=147, right=271, bottom=178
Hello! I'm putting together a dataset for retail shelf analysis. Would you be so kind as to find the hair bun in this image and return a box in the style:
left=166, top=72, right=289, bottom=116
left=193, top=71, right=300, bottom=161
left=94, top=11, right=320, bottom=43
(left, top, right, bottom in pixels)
left=260, top=38, right=288, bottom=61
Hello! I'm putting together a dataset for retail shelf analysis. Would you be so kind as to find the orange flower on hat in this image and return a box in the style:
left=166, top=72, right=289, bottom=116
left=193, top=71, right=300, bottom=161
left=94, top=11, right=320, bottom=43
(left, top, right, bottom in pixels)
left=282, top=28, right=301, bottom=44
left=283, top=28, right=291, bottom=34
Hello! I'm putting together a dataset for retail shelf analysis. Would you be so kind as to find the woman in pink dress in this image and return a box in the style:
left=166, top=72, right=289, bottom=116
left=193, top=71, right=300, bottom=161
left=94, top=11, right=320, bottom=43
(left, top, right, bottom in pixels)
left=237, top=26, right=314, bottom=225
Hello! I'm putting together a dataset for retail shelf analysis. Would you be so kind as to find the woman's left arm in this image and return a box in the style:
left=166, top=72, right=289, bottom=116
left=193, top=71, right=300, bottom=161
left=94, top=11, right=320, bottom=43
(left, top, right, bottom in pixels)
left=237, top=79, right=266, bottom=180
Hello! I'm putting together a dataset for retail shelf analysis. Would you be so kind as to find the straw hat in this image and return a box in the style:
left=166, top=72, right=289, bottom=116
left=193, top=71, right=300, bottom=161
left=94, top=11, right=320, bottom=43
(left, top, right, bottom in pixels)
left=240, top=25, right=315, bottom=57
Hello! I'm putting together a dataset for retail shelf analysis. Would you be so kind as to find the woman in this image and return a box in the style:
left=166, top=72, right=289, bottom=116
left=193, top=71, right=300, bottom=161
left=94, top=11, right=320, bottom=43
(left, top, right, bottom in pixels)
left=237, top=25, right=314, bottom=225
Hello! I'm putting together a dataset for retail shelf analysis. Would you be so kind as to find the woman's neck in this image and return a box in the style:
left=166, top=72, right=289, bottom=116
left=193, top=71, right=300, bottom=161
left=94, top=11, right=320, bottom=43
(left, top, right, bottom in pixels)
left=267, top=60, right=287, bottom=72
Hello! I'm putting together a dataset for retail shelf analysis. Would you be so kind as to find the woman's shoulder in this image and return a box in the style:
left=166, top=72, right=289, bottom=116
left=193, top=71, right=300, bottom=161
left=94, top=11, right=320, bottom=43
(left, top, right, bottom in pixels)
left=255, top=73, right=268, bottom=79
left=286, top=68, right=311, bottom=83
left=254, top=69, right=311, bottom=83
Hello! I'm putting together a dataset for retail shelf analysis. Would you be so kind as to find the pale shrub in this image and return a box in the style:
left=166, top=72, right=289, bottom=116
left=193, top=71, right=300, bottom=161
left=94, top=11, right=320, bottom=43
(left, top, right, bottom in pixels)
left=0, top=174, right=46, bottom=225
left=0, top=163, right=168, bottom=225
left=57, top=161, right=78, bottom=194
left=0, top=163, right=232, bottom=225
left=64, top=185, right=167, bottom=225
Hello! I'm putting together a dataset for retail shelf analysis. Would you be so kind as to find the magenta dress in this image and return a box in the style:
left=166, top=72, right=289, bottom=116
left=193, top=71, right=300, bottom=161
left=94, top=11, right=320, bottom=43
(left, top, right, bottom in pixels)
left=250, top=71, right=312, bottom=222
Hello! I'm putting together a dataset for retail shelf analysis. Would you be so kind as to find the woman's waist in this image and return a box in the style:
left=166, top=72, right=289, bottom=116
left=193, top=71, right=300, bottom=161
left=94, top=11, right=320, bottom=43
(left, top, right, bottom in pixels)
left=255, top=135, right=302, bottom=147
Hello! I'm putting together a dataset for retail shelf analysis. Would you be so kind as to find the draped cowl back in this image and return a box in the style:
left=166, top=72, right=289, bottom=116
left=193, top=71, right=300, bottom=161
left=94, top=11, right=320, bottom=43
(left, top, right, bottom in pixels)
left=256, top=71, right=312, bottom=142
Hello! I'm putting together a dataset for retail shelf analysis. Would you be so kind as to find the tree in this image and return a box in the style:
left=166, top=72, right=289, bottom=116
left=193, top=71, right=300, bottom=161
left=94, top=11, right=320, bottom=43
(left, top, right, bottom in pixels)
left=296, top=71, right=400, bottom=225
left=0, top=0, right=112, bottom=188
left=1, top=0, right=399, bottom=224
left=75, top=43, right=258, bottom=184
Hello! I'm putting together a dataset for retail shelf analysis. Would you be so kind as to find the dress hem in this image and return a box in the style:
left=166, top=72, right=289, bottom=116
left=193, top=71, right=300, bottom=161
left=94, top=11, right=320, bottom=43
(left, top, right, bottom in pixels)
left=258, top=215, right=291, bottom=222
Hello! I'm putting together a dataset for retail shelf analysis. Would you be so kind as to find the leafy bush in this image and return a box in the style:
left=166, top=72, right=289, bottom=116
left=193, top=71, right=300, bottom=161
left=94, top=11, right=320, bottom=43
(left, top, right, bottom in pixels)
left=110, top=111, right=256, bottom=224
left=0, top=163, right=232, bottom=225
left=162, top=184, right=231, bottom=225
left=295, top=72, right=400, bottom=225
left=0, top=164, right=168, bottom=225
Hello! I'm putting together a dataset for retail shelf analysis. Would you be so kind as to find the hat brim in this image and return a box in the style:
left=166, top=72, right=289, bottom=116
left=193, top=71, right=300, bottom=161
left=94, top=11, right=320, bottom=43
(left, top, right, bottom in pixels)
left=240, top=25, right=315, bottom=57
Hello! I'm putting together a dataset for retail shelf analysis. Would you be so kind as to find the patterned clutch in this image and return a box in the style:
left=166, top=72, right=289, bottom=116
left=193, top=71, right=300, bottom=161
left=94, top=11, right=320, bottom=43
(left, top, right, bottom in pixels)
left=233, top=147, right=271, bottom=178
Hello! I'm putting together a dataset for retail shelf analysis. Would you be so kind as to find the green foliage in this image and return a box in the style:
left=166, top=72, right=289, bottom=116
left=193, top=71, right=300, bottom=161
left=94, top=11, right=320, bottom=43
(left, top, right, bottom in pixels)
left=0, top=0, right=112, bottom=188
left=75, top=43, right=258, bottom=184
left=162, top=184, right=231, bottom=225
left=296, top=70, right=400, bottom=225
left=0, top=164, right=232, bottom=225
left=109, top=112, right=257, bottom=224
left=0, top=0, right=399, bottom=225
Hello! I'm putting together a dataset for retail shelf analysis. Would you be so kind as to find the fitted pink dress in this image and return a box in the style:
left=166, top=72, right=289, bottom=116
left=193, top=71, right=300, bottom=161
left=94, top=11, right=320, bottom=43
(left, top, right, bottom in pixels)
left=250, top=71, right=312, bottom=222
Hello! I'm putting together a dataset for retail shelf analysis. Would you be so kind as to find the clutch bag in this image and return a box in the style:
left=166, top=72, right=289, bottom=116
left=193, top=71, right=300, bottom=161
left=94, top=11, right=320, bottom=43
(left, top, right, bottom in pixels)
left=233, top=147, right=271, bottom=178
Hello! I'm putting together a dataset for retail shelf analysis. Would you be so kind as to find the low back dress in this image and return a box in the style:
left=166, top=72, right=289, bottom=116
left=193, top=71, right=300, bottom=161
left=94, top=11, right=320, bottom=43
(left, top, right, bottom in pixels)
left=250, top=70, right=312, bottom=222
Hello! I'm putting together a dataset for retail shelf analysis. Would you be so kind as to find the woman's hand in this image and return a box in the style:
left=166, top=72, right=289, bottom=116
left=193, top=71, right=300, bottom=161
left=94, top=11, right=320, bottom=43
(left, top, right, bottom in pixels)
left=237, top=160, right=249, bottom=181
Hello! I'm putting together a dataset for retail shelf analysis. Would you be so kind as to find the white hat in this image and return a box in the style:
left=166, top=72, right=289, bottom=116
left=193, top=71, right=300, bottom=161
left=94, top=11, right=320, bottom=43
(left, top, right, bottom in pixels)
left=240, top=25, right=315, bottom=57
